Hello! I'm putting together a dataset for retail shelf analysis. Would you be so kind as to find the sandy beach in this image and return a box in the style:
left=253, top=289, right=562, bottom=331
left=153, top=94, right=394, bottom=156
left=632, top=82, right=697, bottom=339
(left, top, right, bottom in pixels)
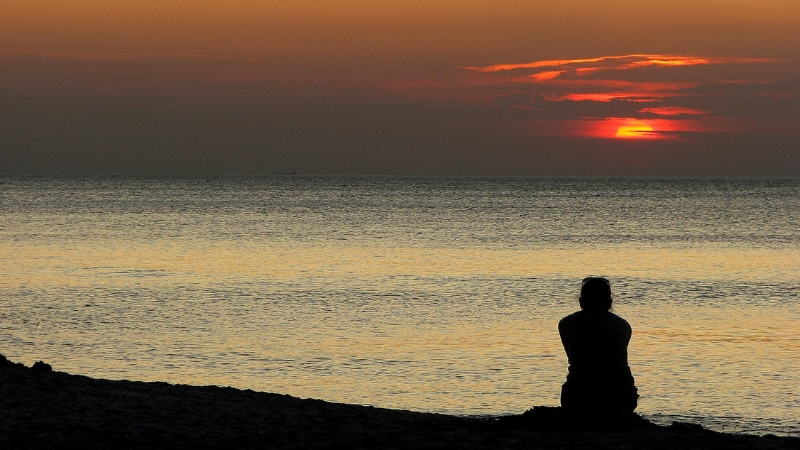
left=2, top=355, right=797, bottom=450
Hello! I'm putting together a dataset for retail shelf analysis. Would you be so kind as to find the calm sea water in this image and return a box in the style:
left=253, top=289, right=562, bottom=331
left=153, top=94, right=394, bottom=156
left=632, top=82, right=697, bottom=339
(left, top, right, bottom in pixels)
left=1, top=176, right=798, bottom=436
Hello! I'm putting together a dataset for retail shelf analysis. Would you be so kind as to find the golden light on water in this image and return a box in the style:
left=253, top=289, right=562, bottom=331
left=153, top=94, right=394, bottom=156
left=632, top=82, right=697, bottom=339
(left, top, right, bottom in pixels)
left=2, top=177, right=799, bottom=432
left=2, top=238, right=799, bottom=423
left=3, top=242, right=799, bottom=283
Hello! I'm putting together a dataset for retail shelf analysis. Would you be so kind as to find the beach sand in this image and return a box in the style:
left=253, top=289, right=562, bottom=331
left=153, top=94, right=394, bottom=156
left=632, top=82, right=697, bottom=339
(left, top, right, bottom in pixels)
left=2, top=355, right=797, bottom=449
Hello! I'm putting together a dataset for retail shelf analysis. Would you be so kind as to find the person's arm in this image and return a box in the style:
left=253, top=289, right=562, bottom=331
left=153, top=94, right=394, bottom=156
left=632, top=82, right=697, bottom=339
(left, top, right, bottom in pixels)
left=558, top=317, right=571, bottom=358
left=622, top=319, right=632, bottom=345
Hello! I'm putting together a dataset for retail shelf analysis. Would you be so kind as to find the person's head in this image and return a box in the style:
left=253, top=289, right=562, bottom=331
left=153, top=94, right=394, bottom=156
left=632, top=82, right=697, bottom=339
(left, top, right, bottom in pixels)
left=579, top=277, right=612, bottom=312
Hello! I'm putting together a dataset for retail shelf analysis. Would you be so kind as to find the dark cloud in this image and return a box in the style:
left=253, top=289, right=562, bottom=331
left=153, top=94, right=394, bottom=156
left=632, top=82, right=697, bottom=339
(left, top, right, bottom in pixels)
left=494, top=95, right=646, bottom=120
left=1, top=52, right=798, bottom=175
left=470, top=55, right=800, bottom=138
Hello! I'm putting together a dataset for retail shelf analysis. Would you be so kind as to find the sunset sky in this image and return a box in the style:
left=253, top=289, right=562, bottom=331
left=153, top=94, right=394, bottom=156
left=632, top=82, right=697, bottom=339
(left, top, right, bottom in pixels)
left=1, top=1, right=799, bottom=175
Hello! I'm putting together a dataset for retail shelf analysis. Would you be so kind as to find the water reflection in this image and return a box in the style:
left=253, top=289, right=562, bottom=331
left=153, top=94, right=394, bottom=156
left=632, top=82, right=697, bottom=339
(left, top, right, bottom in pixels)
left=1, top=176, right=798, bottom=436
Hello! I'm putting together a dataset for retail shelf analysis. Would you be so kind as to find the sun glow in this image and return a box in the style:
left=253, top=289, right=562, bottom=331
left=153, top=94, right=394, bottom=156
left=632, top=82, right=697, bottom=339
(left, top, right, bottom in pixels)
left=615, top=121, right=655, bottom=138
left=614, top=120, right=654, bottom=139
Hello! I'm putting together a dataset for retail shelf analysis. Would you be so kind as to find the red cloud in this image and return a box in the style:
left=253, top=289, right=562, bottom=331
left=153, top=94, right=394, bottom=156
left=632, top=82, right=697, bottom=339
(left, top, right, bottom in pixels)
left=460, top=54, right=791, bottom=139
left=639, top=107, right=710, bottom=116
left=464, top=54, right=718, bottom=74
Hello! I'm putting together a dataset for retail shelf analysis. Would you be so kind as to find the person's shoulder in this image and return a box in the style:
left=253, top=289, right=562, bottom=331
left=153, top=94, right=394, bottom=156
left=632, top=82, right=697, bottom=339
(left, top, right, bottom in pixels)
left=608, top=312, right=630, bottom=323
left=558, top=311, right=584, bottom=328
left=607, top=312, right=632, bottom=331
left=560, top=310, right=584, bottom=321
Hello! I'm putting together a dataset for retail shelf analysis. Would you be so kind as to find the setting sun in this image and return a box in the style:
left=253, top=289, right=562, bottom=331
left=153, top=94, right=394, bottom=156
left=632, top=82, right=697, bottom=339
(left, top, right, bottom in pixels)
left=615, top=121, right=655, bottom=138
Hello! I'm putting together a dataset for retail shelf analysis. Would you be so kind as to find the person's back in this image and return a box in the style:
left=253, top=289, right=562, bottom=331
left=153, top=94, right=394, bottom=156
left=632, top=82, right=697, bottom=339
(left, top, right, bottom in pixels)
left=558, top=277, right=638, bottom=412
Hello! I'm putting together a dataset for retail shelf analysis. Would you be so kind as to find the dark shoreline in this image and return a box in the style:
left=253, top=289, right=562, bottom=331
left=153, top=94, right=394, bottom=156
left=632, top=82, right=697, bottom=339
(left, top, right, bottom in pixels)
left=2, top=356, right=797, bottom=450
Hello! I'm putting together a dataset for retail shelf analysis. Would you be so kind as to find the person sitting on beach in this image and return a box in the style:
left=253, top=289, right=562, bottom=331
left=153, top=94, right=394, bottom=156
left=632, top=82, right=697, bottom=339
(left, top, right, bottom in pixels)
left=558, top=277, right=639, bottom=412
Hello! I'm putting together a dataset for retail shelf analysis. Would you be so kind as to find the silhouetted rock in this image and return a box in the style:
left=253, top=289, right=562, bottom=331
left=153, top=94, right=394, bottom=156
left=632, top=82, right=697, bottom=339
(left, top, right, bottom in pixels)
left=668, top=421, right=707, bottom=434
left=30, top=361, right=52, bottom=373
left=1, top=354, right=796, bottom=450
left=497, top=406, right=655, bottom=431
left=0, top=354, right=27, bottom=370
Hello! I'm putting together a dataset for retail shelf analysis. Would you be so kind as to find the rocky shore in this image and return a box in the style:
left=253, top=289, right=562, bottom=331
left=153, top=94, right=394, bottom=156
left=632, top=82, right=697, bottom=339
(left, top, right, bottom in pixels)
left=1, top=355, right=797, bottom=449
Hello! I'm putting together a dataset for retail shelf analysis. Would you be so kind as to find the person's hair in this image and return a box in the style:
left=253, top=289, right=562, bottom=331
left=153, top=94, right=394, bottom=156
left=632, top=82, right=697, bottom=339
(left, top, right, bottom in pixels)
left=579, top=277, right=613, bottom=312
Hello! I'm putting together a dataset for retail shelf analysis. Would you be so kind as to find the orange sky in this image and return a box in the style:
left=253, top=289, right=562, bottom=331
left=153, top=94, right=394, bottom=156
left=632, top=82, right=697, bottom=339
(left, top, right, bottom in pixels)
left=3, top=1, right=799, bottom=67
left=1, top=1, right=799, bottom=175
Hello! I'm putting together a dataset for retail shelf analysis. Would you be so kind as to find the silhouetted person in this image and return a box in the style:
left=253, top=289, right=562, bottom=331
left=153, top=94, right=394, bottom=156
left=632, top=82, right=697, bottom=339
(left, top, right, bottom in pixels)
left=558, top=277, right=639, bottom=412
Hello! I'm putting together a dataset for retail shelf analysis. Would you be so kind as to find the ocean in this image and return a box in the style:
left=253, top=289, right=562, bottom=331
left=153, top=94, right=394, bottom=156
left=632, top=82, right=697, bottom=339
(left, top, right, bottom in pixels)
left=1, top=176, right=798, bottom=436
